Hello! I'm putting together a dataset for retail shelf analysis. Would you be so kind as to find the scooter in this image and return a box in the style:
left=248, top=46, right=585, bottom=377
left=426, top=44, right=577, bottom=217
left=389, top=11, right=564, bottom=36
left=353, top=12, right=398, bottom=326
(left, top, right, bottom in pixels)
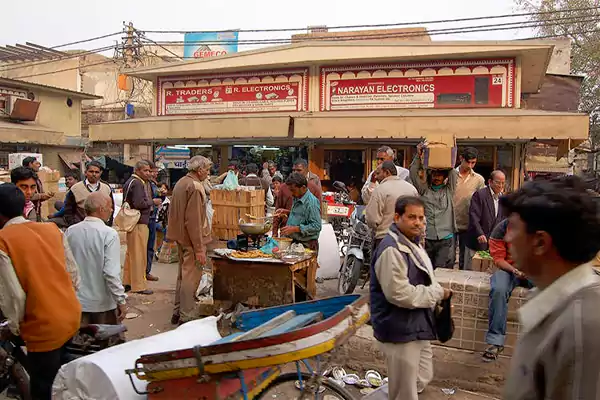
left=323, top=181, right=355, bottom=254
left=338, top=205, right=373, bottom=294
left=0, top=320, right=127, bottom=399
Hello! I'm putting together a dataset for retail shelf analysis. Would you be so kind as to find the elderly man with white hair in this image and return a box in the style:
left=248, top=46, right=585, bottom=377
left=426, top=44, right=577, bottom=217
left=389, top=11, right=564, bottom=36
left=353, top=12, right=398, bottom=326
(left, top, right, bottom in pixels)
left=167, top=155, right=214, bottom=325
left=65, top=191, right=127, bottom=325
left=362, top=145, right=410, bottom=204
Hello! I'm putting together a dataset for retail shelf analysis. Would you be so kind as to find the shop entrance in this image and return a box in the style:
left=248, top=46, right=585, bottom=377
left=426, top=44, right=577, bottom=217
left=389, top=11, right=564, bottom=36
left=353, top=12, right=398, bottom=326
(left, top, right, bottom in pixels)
left=323, top=149, right=365, bottom=192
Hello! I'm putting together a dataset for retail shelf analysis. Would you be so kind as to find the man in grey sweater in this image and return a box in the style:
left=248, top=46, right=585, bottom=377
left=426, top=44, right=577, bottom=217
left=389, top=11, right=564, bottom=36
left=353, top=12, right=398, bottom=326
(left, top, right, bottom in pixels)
left=503, top=176, right=600, bottom=400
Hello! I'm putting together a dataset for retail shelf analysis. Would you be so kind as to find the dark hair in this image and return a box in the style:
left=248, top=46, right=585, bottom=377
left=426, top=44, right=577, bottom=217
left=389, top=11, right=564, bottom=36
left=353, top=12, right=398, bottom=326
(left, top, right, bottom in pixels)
left=11, top=167, right=36, bottom=184
left=0, top=184, right=26, bottom=220
left=395, top=196, right=425, bottom=216
left=293, top=158, right=308, bottom=168
left=286, top=172, right=308, bottom=188
left=500, top=176, right=600, bottom=264
left=461, top=147, right=479, bottom=161
left=246, top=163, right=258, bottom=175
left=86, top=160, right=104, bottom=171
left=381, top=160, right=397, bottom=176
left=272, top=175, right=283, bottom=183
left=21, top=156, right=37, bottom=167
left=64, top=170, right=80, bottom=180
left=146, top=160, right=157, bottom=169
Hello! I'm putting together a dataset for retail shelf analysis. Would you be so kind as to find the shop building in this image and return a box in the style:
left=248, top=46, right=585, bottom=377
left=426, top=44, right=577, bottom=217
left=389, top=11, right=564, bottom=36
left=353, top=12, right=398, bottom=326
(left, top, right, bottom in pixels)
left=0, top=77, right=100, bottom=171
left=89, top=34, right=588, bottom=190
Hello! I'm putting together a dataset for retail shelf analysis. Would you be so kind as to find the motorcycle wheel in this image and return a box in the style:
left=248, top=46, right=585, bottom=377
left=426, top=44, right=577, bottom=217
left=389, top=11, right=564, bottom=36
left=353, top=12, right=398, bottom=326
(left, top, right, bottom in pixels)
left=0, top=347, right=31, bottom=400
left=337, top=255, right=362, bottom=295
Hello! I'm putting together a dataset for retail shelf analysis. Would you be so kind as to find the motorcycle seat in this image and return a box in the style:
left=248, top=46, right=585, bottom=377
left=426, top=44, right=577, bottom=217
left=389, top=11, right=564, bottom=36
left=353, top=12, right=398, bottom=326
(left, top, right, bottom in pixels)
left=79, top=324, right=127, bottom=340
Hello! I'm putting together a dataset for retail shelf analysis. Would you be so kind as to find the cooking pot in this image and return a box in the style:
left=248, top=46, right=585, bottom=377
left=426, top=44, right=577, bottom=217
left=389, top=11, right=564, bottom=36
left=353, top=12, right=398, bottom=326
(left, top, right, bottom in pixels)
left=238, top=218, right=272, bottom=236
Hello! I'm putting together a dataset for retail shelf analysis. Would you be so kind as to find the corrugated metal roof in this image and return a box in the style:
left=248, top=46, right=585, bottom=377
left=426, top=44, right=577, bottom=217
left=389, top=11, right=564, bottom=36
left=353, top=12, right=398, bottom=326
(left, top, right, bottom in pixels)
left=0, top=77, right=101, bottom=100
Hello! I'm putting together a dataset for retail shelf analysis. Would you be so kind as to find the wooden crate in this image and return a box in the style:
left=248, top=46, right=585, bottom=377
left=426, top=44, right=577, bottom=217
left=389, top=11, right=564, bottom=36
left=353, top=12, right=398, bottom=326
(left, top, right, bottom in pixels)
left=211, top=189, right=265, bottom=240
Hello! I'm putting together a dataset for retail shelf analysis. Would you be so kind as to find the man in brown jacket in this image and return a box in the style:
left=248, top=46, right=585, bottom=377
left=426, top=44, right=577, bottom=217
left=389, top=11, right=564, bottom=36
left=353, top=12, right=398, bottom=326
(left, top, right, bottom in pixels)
left=167, top=156, right=213, bottom=324
left=122, top=161, right=157, bottom=295
left=502, top=176, right=600, bottom=400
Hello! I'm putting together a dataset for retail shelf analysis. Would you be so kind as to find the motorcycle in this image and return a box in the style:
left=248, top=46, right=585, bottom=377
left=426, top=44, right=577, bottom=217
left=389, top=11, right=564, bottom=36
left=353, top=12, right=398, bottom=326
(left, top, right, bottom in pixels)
left=338, top=205, right=373, bottom=294
left=0, top=320, right=127, bottom=399
left=323, top=181, right=355, bottom=254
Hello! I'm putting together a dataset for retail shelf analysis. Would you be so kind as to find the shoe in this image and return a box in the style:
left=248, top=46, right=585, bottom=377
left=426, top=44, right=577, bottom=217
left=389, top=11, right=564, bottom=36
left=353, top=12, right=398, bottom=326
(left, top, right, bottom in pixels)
left=124, top=285, right=131, bottom=292
left=171, top=314, right=180, bottom=325
left=135, top=289, right=154, bottom=295
left=146, top=274, right=159, bottom=281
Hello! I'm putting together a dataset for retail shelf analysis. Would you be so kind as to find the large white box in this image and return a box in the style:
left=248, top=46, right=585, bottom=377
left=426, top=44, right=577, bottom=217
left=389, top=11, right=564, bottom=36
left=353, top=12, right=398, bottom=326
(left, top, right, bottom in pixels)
left=8, top=153, right=43, bottom=170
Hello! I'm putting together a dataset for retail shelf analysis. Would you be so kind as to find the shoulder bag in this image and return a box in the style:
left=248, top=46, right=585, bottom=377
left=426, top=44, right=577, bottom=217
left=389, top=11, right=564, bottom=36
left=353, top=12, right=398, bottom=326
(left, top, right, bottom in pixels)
left=435, top=291, right=455, bottom=343
left=114, top=178, right=141, bottom=232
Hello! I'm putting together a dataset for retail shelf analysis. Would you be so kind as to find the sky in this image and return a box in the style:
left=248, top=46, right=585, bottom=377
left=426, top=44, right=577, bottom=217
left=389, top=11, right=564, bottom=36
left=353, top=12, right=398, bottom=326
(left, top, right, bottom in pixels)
left=0, top=0, right=536, bottom=53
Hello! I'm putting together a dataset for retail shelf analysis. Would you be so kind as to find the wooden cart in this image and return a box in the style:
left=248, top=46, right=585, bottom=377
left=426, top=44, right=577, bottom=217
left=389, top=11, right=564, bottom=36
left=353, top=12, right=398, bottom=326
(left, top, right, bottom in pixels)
left=211, top=254, right=318, bottom=307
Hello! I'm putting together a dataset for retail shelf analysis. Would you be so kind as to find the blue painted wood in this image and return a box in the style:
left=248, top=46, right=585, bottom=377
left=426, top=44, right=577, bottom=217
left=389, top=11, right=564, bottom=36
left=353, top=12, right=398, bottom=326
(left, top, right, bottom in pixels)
left=210, top=332, right=245, bottom=344
left=257, top=312, right=323, bottom=338
left=235, top=295, right=359, bottom=331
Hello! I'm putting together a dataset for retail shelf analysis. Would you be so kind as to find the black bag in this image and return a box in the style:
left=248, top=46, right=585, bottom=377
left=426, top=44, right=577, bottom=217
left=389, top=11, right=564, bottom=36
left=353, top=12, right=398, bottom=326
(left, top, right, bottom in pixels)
left=434, top=292, right=454, bottom=343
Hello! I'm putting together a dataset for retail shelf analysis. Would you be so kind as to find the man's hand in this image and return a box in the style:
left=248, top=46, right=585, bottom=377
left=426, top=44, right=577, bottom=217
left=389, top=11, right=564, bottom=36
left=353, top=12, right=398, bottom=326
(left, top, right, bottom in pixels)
left=442, top=288, right=452, bottom=300
left=280, top=225, right=300, bottom=236
left=370, top=173, right=378, bottom=183
left=512, top=268, right=526, bottom=279
left=153, top=198, right=162, bottom=206
left=477, top=235, right=488, bottom=244
left=117, top=303, right=127, bottom=322
left=40, top=192, right=53, bottom=201
left=274, top=208, right=290, bottom=217
left=195, top=251, right=207, bottom=265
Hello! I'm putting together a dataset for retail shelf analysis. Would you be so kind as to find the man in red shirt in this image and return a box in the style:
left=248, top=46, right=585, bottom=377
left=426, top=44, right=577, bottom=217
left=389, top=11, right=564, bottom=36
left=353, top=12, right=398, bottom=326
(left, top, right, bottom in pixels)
left=482, top=218, right=534, bottom=362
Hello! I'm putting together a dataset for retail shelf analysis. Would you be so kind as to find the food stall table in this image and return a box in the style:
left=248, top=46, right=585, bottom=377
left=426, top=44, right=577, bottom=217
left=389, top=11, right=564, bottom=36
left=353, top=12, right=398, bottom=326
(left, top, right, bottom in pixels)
left=210, top=253, right=317, bottom=308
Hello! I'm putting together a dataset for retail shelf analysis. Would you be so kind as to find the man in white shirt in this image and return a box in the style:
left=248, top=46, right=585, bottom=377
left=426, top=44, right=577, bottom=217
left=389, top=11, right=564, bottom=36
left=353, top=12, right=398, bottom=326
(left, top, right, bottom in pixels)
left=362, top=146, right=410, bottom=204
left=65, top=191, right=127, bottom=324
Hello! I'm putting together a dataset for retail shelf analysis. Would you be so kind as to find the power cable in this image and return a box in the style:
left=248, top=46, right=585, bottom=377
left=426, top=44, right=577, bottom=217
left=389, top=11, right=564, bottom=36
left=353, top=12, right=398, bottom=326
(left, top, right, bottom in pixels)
left=140, top=5, right=600, bottom=34
left=135, top=30, right=182, bottom=60
left=0, top=45, right=118, bottom=72
left=141, top=15, right=600, bottom=46
left=9, top=59, right=120, bottom=80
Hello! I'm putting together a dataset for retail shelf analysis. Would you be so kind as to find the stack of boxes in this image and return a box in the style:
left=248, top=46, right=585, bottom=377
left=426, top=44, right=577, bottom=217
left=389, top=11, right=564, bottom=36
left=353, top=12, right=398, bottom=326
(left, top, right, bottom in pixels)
left=37, top=169, right=63, bottom=219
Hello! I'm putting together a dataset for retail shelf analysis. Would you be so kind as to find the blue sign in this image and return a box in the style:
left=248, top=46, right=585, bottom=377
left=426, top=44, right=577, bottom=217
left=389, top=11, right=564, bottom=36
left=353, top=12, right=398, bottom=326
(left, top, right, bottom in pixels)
left=183, top=31, right=239, bottom=59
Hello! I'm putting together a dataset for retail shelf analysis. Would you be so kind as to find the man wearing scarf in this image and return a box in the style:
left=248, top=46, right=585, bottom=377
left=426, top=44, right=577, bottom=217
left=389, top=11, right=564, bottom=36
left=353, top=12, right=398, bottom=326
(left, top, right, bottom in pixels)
left=10, top=167, right=40, bottom=222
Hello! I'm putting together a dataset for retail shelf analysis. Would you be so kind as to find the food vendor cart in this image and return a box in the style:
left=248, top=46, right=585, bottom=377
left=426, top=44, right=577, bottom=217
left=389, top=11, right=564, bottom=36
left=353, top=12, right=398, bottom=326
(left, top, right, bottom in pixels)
left=210, top=250, right=318, bottom=307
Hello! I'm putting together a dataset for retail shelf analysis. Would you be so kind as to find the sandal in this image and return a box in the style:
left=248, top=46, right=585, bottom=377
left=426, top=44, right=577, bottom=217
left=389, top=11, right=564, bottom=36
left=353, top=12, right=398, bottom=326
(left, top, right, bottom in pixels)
left=482, top=345, right=504, bottom=362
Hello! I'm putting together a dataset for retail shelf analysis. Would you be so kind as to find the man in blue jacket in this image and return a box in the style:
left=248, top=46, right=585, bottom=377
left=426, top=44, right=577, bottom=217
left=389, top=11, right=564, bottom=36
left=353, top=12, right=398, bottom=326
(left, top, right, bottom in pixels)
left=371, top=196, right=451, bottom=400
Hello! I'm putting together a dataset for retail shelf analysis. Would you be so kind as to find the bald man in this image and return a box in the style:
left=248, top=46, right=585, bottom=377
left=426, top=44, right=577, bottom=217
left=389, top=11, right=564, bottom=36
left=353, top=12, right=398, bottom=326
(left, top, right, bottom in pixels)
left=65, top=192, right=127, bottom=325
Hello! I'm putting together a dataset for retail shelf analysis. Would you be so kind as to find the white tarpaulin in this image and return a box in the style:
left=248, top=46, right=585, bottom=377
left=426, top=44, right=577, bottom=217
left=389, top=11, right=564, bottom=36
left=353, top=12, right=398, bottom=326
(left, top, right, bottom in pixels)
left=52, top=317, right=222, bottom=400
left=317, top=222, right=341, bottom=280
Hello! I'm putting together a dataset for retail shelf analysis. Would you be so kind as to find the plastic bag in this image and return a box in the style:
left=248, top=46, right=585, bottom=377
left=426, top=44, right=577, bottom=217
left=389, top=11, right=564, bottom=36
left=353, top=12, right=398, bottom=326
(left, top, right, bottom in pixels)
left=259, top=237, right=279, bottom=255
left=195, top=263, right=213, bottom=305
left=222, top=171, right=239, bottom=190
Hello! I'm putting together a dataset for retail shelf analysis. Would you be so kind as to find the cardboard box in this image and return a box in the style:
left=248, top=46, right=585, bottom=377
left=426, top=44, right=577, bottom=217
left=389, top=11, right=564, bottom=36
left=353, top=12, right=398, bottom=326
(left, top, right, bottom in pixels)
left=471, top=253, right=495, bottom=274
left=37, top=170, right=60, bottom=182
left=423, top=135, right=457, bottom=169
left=9, top=153, right=43, bottom=170
left=434, top=269, right=530, bottom=356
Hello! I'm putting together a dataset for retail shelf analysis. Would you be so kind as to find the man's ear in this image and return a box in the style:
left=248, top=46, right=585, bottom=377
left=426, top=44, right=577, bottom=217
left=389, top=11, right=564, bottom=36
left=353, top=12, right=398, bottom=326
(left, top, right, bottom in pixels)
left=532, top=231, right=552, bottom=257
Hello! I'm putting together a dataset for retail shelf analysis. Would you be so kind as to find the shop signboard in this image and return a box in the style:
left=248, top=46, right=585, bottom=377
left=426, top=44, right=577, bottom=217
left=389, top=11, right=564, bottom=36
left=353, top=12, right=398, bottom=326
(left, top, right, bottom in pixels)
left=319, top=59, right=515, bottom=111
left=157, top=69, right=309, bottom=116
left=155, top=146, right=190, bottom=169
left=183, top=31, right=239, bottom=59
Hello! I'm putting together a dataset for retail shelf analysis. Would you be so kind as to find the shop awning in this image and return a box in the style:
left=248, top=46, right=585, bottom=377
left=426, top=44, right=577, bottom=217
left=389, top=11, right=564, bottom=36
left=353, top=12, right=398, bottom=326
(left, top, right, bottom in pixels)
left=89, top=114, right=294, bottom=143
left=0, top=119, right=66, bottom=145
left=293, top=109, right=589, bottom=141
left=58, top=152, right=91, bottom=169
left=526, top=155, right=571, bottom=173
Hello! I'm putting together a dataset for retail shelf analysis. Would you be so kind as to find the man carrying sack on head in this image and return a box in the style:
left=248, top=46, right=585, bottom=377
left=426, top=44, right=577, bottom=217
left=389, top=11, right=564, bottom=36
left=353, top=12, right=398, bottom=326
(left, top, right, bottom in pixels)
left=167, top=156, right=214, bottom=325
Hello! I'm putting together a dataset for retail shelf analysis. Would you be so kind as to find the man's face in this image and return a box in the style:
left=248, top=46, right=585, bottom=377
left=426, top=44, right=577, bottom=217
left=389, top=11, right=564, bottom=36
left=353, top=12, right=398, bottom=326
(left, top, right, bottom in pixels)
left=137, top=165, right=151, bottom=181
left=272, top=180, right=281, bottom=195
left=394, top=204, right=425, bottom=240
left=28, top=161, right=41, bottom=172
left=16, top=178, right=37, bottom=202
left=150, top=168, right=159, bottom=181
left=196, top=166, right=211, bottom=181
left=268, top=165, right=277, bottom=176
left=489, top=173, right=506, bottom=195
left=460, top=157, right=477, bottom=172
left=86, top=166, right=102, bottom=184
left=374, top=168, right=384, bottom=182
left=292, top=164, right=307, bottom=176
left=376, top=151, right=393, bottom=167
left=65, top=176, right=77, bottom=188
left=505, top=213, right=550, bottom=280
left=431, top=170, right=446, bottom=186
left=288, top=184, right=305, bottom=199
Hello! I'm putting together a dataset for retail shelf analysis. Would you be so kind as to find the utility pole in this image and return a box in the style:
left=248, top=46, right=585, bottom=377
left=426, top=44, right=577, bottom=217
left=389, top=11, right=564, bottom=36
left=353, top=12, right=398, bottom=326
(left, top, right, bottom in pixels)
left=123, top=21, right=134, bottom=69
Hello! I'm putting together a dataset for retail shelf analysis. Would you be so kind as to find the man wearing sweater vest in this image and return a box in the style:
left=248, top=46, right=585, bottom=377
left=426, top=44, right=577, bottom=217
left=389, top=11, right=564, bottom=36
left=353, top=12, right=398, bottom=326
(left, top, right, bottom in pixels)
left=370, top=196, right=451, bottom=400
left=64, top=161, right=115, bottom=227
left=0, top=184, right=81, bottom=400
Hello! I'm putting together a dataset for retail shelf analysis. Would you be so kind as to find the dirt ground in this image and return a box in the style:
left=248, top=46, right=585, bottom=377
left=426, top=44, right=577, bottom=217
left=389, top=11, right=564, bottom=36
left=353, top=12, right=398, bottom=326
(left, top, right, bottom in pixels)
left=119, top=260, right=501, bottom=399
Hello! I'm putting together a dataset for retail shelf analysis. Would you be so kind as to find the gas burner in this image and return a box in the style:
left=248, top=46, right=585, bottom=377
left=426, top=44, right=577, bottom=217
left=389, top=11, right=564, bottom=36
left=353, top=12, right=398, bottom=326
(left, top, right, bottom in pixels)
left=236, top=234, right=268, bottom=251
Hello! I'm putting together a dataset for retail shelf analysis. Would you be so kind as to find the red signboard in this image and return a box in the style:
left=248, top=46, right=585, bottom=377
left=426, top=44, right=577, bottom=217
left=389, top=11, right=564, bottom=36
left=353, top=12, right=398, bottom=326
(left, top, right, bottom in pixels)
left=158, top=69, right=309, bottom=116
left=320, top=59, right=514, bottom=111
